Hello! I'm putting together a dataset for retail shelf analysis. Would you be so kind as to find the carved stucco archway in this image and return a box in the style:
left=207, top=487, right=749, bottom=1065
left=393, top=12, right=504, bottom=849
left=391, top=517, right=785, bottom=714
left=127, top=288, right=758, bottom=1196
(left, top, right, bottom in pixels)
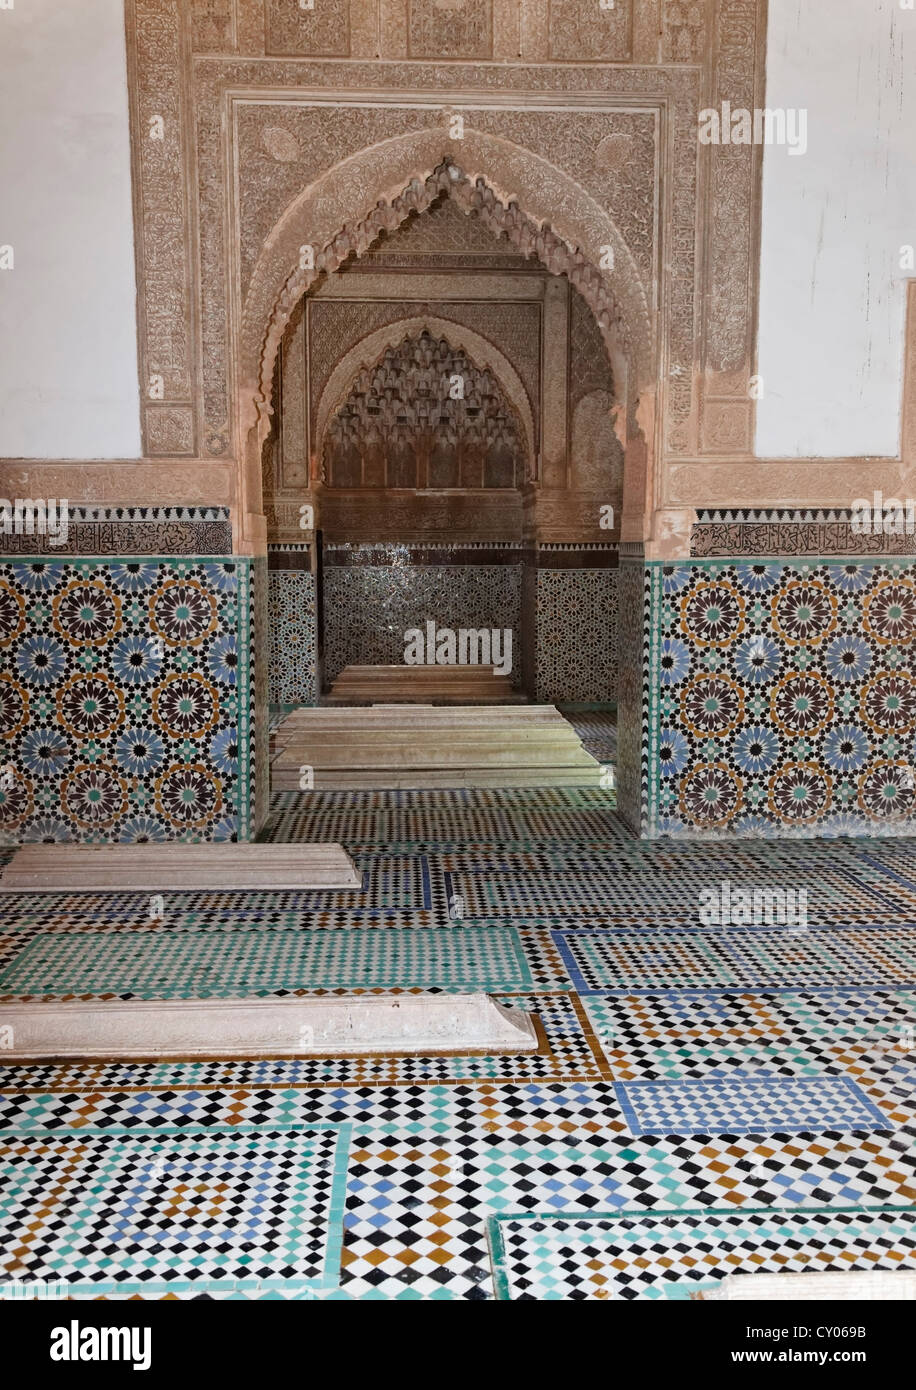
left=312, top=316, right=538, bottom=477
left=236, top=132, right=657, bottom=546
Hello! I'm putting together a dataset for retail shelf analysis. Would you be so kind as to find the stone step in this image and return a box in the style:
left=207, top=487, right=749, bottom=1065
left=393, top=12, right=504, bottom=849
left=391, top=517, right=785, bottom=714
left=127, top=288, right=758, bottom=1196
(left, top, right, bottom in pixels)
left=0, top=843, right=361, bottom=893
left=327, top=663, right=517, bottom=704
left=272, top=744, right=598, bottom=769
left=271, top=767, right=606, bottom=789
left=278, top=705, right=565, bottom=724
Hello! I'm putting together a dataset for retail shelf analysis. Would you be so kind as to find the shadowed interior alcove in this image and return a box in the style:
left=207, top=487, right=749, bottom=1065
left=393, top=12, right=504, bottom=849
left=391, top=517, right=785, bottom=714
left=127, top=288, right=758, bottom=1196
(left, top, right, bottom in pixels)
left=258, top=184, right=625, bottom=707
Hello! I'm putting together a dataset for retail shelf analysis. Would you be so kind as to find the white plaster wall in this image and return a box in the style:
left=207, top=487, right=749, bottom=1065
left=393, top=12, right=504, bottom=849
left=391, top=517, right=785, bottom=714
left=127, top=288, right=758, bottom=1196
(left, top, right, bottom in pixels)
left=0, top=0, right=140, bottom=459
left=756, top=0, right=916, bottom=459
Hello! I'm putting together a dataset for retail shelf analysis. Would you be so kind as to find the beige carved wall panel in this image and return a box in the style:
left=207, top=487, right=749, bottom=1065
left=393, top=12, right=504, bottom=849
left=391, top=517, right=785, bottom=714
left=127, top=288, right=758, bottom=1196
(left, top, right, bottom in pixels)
left=191, top=0, right=237, bottom=52
left=360, top=193, right=532, bottom=266
left=277, top=300, right=307, bottom=483
left=117, top=0, right=800, bottom=552
left=408, top=0, right=493, bottom=59
left=547, top=0, right=632, bottom=62
left=663, top=0, right=707, bottom=63
left=693, top=0, right=766, bottom=465
left=569, top=283, right=615, bottom=409
left=144, top=404, right=197, bottom=457
left=0, top=460, right=236, bottom=508
left=265, top=0, right=351, bottom=55
left=570, top=391, right=623, bottom=496
left=127, top=0, right=197, bottom=456
left=699, top=397, right=754, bottom=455
left=231, top=103, right=657, bottom=298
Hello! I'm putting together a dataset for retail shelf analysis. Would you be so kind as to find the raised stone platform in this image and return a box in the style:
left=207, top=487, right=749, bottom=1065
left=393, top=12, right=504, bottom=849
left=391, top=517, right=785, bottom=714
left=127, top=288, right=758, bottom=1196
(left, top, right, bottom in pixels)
left=0, top=993, right=540, bottom=1059
left=271, top=704, right=604, bottom=790
left=0, top=843, right=361, bottom=893
left=326, top=663, right=523, bottom=704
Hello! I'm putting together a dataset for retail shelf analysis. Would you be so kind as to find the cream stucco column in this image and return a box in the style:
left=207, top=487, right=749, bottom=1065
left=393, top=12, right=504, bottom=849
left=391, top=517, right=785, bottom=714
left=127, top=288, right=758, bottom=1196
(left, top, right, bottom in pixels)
left=541, top=277, right=569, bottom=489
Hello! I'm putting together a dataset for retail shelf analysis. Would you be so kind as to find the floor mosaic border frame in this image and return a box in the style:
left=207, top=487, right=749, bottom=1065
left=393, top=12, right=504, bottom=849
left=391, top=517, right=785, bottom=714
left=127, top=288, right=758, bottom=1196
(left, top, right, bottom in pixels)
left=486, top=1203, right=916, bottom=1301
left=0, top=1119, right=352, bottom=1297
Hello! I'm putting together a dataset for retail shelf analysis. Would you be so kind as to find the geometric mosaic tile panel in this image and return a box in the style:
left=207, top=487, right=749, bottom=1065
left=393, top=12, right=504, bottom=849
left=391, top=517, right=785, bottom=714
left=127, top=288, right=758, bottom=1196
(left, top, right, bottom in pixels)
left=268, top=568, right=316, bottom=706
left=613, top=1075, right=890, bottom=1136
left=0, top=1122, right=349, bottom=1295
left=583, top=989, right=916, bottom=1080
left=0, top=557, right=252, bottom=844
left=323, top=563, right=522, bottom=684
left=0, top=924, right=534, bottom=997
left=1, top=791, right=915, bottom=1299
left=447, top=863, right=912, bottom=924
left=261, top=787, right=625, bottom=850
left=535, top=569, right=617, bottom=704
left=341, top=1133, right=638, bottom=1298
left=553, top=927, right=916, bottom=993
left=487, top=1206, right=916, bottom=1300
left=645, top=558, right=916, bottom=838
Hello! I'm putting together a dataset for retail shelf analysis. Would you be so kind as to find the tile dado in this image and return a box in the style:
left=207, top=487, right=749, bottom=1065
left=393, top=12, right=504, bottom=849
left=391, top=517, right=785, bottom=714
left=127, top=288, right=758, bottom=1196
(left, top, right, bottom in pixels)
left=534, top=568, right=617, bottom=704
left=642, top=558, right=916, bottom=838
left=268, top=569, right=317, bottom=706
left=0, top=557, right=254, bottom=844
left=322, top=562, right=523, bottom=685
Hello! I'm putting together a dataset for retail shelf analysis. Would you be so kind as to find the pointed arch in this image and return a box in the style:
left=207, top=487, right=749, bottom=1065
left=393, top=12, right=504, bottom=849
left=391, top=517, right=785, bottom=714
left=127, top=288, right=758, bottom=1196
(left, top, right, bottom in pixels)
left=238, top=133, right=654, bottom=429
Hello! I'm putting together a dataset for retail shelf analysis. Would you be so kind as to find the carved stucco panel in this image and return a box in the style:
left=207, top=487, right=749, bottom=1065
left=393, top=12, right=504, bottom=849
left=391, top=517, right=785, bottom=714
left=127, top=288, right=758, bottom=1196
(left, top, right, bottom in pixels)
left=407, top=0, right=493, bottom=59
left=128, top=0, right=195, bottom=455
left=191, top=0, right=237, bottom=52
left=663, top=0, right=706, bottom=63
left=547, top=0, right=632, bottom=62
left=265, top=0, right=351, bottom=55
left=569, top=281, right=615, bottom=409
left=278, top=299, right=308, bottom=483
left=307, top=298, right=542, bottom=451
left=145, top=404, right=197, bottom=456
left=703, top=0, right=763, bottom=380
left=699, top=397, right=753, bottom=455
left=233, top=104, right=657, bottom=294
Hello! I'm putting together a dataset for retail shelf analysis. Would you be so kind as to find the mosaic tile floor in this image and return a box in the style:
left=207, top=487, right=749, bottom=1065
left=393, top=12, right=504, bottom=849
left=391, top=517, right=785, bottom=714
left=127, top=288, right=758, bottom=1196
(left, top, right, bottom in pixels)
left=0, top=786, right=914, bottom=1299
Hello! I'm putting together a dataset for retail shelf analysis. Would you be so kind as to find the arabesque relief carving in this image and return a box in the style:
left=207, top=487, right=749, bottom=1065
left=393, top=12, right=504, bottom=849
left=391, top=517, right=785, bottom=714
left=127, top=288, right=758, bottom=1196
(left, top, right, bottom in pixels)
left=119, top=0, right=781, bottom=550
left=322, top=330, right=526, bottom=489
